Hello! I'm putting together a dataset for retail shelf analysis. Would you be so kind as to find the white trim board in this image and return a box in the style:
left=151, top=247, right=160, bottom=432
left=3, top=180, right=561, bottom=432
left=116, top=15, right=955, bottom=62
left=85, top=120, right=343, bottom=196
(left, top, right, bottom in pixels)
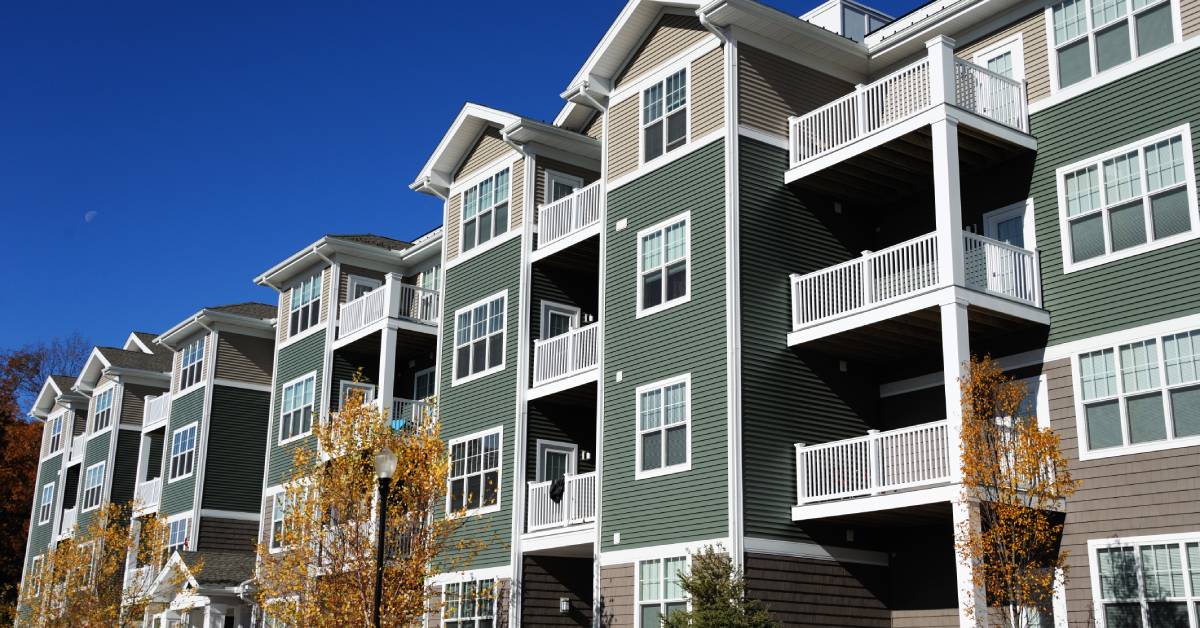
left=599, top=536, right=730, bottom=566
left=743, top=537, right=889, bottom=566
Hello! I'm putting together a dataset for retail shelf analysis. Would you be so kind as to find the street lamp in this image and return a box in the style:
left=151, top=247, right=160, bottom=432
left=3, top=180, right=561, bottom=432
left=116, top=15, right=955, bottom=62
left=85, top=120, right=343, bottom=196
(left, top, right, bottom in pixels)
left=373, top=447, right=398, bottom=628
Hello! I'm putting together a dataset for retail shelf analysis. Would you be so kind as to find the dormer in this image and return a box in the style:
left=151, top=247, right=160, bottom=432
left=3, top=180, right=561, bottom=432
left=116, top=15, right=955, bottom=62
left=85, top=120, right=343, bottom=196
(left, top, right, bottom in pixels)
left=800, top=0, right=893, bottom=43
left=156, top=303, right=277, bottom=396
left=75, top=340, right=172, bottom=437
left=30, top=375, right=88, bottom=460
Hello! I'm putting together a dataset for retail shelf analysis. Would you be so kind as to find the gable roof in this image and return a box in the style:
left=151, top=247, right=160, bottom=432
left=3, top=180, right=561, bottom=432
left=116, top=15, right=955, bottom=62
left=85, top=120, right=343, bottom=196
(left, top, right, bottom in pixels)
left=179, top=550, right=255, bottom=587
left=30, top=375, right=88, bottom=420
left=206, top=302, right=278, bottom=320
left=96, top=346, right=173, bottom=373
left=328, top=234, right=412, bottom=251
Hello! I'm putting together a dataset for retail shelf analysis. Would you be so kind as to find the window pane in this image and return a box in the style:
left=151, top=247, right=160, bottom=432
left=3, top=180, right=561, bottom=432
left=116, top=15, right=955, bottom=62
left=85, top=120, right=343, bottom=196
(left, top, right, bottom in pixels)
left=466, top=475, right=480, bottom=509
left=664, top=384, right=686, bottom=425
left=1126, top=393, right=1167, bottom=443
left=1099, top=546, right=1139, bottom=599
left=644, top=121, right=664, bottom=162
left=1104, top=152, right=1142, bottom=203
left=1104, top=603, right=1144, bottom=627
left=478, top=211, right=493, bottom=245
left=1169, top=386, right=1200, bottom=437
left=462, top=220, right=477, bottom=252
left=640, top=561, right=661, bottom=600
left=1070, top=214, right=1106, bottom=262
left=664, top=557, right=687, bottom=598
left=1145, top=136, right=1186, bottom=192
left=483, top=471, right=498, bottom=506
left=493, top=202, right=509, bottom=237
left=1119, top=340, right=1160, bottom=392
left=641, top=390, right=662, bottom=430
left=487, top=334, right=503, bottom=369
left=664, top=602, right=688, bottom=618
left=642, top=273, right=663, bottom=309
left=664, top=222, right=686, bottom=262
left=1058, top=39, right=1092, bottom=87
left=843, top=5, right=867, bottom=41
left=456, top=347, right=470, bottom=379
left=1086, top=400, right=1123, bottom=449
left=1053, top=0, right=1089, bottom=43
left=1189, top=543, right=1200, bottom=591
left=1147, top=603, right=1188, bottom=626
left=1065, top=166, right=1101, bottom=216
left=665, top=262, right=687, bottom=301
left=643, top=84, right=663, bottom=124
left=471, top=340, right=486, bottom=375
left=1091, top=0, right=1127, bottom=28
left=642, top=432, right=662, bottom=470
left=666, top=111, right=687, bottom=151
left=1136, top=2, right=1174, bottom=55
left=642, top=231, right=663, bottom=270
left=489, top=298, right=505, bottom=333
left=1096, top=22, right=1132, bottom=72
left=1141, top=543, right=1185, bottom=597
left=494, top=169, right=509, bottom=202
left=640, top=606, right=662, bottom=628
left=1151, top=188, right=1191, bottom=240
left=987, top=50, right=1014, bottom=78
left=464, top=189, right=477, bottom=219
left=1164, top=331, right=1200, bottom=385
left=1081, top=349, right=1118, bottom=400
left=665, top=70, right=687, bottom=112
left=666, top=426, right=687, bottom=466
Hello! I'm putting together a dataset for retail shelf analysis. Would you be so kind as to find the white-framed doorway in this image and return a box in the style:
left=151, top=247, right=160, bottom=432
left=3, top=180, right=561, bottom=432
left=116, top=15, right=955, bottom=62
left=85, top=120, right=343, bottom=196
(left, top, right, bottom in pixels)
left=535, top=439, right=577, bottom=482
left=545, top=170, right=584, bottom=205
left=412, top=366, right=436, bottom=400
left=983, top=199, right=1035, bottom=249
left=540, top=300, right=581, bottom=339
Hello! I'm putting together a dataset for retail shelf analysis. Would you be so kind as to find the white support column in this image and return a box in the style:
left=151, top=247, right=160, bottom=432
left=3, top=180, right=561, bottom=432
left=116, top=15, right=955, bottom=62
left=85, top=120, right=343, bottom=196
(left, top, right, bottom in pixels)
left=941, top=299, right=970, bottom=483
left=378, top=326, right=398, bottom=421
left=926, top=35, right=958, bottom=108
left=932, top=116, right=965, bottom=288
left=952, top=497, right=986, bottom=627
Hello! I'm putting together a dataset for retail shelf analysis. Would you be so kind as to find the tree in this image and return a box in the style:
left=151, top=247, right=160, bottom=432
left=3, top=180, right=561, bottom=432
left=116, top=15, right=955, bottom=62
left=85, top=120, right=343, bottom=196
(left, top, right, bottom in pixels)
left=18, top=502, right=181, bottom=627
left=661, top=546, right=777, bottom=628
left=254, top=386, right=480, bottom=626
left=956, top=356, right=1078, bottom=628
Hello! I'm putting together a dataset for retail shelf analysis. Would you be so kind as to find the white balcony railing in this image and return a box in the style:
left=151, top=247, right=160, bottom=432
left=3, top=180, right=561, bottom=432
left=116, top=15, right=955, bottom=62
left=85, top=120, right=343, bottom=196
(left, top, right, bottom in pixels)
left=526, top=471, right=597, bottom=532
left=389, top=398, right=435, bottom=432
left=339, top=275, right=440, bottom=339
left=532, top=323, right=599, bottom=387
left=790, top=230, right=1039, bottom=329
left=126, top=565, right=156, bottom=591
left=789, top=40, right=1027, bottom=168
left=795, top=419, right=952, bottom=505
left=537, top=180, right=603, bottom=249
left=143, top=393, right=170, bottom=430
left=134, top=477, right=162, bottom=514
left=59, top=507, right=77, bottom=538
left=67, top=437, right=84, bottom=463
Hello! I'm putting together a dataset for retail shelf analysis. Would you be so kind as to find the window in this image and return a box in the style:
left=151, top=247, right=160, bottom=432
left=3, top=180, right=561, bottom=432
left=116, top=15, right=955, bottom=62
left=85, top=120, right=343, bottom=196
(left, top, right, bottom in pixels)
left=443, top=578, right=495, bottom=628
left=166, top=517, right=191, bottom=553
left=169, top=423, right=197, bottom=481
left=93, top=387, right=114, bottom=433
left=270, top=493, right=289, bottom=551
left=637, top=214, right=690, bottom=316
left=289, top=273, right=322, bottom=336
left=179, top=336, right=205, bottom=390
left=642, top=69, right=688, bottom=162
left=47, top=413, right=63, bottom=453
left=39, top=482, right=54, bottom=524
left=539, top=301, right=580, bottom=339
left=447, top=428, right=501, bottom=516
left=280, top=374, right=316, bottom=443
left=1076, top=326, right=1200, bottom=457
left=453, top=293, right=506, bottom=383
left=346, top=275, right=381, bottom=300
left=82, top=462, right=105, bottom=511
left=974, top=35, right=1026, bottom=82
left=461, top=168, right=510, bottom=253
left=636, top=375, right=691, bottom=478
left=338, top=380, right=375, bottom=410
left=1057, top=125, right=1196, bottom=272
left=1091, top=534, right=1200, bottom=627
left=638, top=556, right=688, bottom=627
left=545, top=170, right=583, bottom=204
left=29, top=555, right=43, bottom=597
left=1049, top=0, right=1176, bottom=89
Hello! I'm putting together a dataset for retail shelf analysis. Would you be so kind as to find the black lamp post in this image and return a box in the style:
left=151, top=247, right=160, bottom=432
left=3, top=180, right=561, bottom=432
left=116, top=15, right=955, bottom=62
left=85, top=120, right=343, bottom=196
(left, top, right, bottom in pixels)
left=373, top=446, right=398, bottom=628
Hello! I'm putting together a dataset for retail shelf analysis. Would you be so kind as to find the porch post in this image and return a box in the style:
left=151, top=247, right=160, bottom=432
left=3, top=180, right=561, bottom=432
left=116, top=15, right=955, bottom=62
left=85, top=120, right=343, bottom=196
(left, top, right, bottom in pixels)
left=953, top=497, right=986, bottom=627
left=378, top=326, right=398, bottom=424
left=931, top=116, right=965, bottom=288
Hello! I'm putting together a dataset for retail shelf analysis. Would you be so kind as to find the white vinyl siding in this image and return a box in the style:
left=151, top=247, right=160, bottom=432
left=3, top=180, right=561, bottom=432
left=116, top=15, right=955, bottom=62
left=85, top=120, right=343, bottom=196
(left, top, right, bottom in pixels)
left=289, top=273, right=322, bottom=337
left=1049, top=0, right=1178, bottom=89
left=461, top=168, right=511, bottom=254
left=637, top=556, right=688, bottom=628
left=279, top=373, right=316, bottom=443
left=637, top=213, right=690, bottom=317
left=642, top=69, right=688, bottom=163
left=179, top=336, right=205, bottom=390
left=82, top=462, right=105, bottom=512
left=447, top=427, right=502, bottom=516
left=169, top=423, right=198, bottom=481
left=453, top=292, right=506, bottom=384
left=635, top=375, right=692, bottom=479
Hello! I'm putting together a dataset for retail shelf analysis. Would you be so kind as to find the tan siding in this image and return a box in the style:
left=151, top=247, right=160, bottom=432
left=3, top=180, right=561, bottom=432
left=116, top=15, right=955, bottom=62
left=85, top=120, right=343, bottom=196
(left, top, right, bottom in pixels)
left=744, top=553, right=890, bottom=627
left=511, top=157, right=525, bottom=230
left=891, top=609, right=960, bottom=627
left=214, top=333, right=274, bottom=386
left=957, top=11, right=1050, bottom=103
left=1185, top=0, right=1200, bottom=38
left=455, top=126, right=511, bottom=180
left=446, top=195, right=462, bottom=262
left=319, top=267, right=331, bottom=323
left=583, top=112, right=604, bottom=139
left=690, top=46, right=724, bottom=139
left=607, top=96, right=640, bottom=182
left=615, top=14, right=710, bottom=88
left=276, top=292, right=290, bottom=343
left=171, top=351, right=182, bottom=393
left=738, top=45, right=854, bottom=138
left=121, top=384, right=163, bottom=426
left=533, top=157, right=601, bottom=210
left=338, top=264, right=387, bottom=305
left=598, top=563, right=634, bottom=627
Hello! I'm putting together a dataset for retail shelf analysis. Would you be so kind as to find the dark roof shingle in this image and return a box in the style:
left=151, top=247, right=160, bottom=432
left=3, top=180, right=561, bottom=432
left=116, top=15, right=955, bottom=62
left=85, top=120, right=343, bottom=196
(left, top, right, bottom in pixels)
left=179, top=550, right=255, bottom=586
left=96, top=347, right=172, bottom=373
left=207, top=302, right=277, bottom=320
left=329, top=234, right=411, bottom=251
left=50, top=375, right=77, bottom=393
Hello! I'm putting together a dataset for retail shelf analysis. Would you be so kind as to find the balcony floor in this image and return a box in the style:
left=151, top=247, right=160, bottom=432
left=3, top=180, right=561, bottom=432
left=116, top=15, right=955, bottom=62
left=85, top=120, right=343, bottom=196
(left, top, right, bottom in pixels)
left=792, top=483, right=960, bottom=522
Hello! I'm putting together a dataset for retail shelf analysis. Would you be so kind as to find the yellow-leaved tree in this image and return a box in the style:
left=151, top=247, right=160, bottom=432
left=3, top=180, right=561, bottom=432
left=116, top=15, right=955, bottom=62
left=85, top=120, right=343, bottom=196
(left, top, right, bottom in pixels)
left=957, top=356, right=1078, bottom=628
left=254, top=384, right=481, bottom=626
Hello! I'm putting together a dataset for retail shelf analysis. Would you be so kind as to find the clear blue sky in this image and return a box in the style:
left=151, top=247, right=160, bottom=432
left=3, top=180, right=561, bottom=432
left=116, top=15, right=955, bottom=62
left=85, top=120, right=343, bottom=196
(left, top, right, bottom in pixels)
left=0, top=0, right=921, bottom=350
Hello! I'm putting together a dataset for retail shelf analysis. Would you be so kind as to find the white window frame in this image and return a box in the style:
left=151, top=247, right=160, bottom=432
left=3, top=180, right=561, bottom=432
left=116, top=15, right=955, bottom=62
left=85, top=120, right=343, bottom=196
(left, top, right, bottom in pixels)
left=460, top=167, right=512, bottom=255
left=338, top=380, right=376, bottom=410
left=544, top=170, right=584, bottom=205
left=82, top=461, right=105, bottom=512
left=534, top=438, right=578, bottom=483
left=1056, top=124, right=1198, bottom=273
left=1045, top=0, right=1182, bottom=92
left=29, top=555, right=44, bottom=597
left=442, top=577, right=497, bottom=628
left=346, top=275, right=382, bottom=301
left=446, top=426, right=503, bottom=517
left=278, top=372, right=317, bottom=445
left=639, top=64, right=690, bottom=166
left=91, top=386, right=115, bottom=435
left=983, top=199, right=1037, bottom=249
left=451, top=291, right=508, bottom=386
left=539, top=300, right=581, bottom=339
left=972, top=33, right=1027, bottom=82
left=178, top=336, right=206, bottom=392
left=269, top=491, right=290, bottom=553
left=288, top=272, right=323, bottom=338
left=166, top=513, right=192, bottom=554
left=39, top=482, right=55, bottom=524
left=47, top=412, right=64, bottom=454
left=635, top=374, right=693, bottom=480
left=168, top=422, right=198, bottom=482
left=413, top=366, right=437, bottom=401
left=1087, top=531, right=1200, bottom=627
left=636, top=212, right=692, bottom=318
left=635, top=555, right=690, bottom=628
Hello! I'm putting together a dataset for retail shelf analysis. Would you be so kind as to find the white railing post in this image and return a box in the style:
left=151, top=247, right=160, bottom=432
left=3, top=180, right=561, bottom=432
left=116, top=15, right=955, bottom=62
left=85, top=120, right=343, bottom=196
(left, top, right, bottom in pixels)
left=866, top=429, right=881, bottom=495
left=853, top=83, right=867, bottom=136
left=925, top=35, right=958, bottom=107
left=860, top=250, right=873, bottom=307
left=795, top=443, right=807, bottom=505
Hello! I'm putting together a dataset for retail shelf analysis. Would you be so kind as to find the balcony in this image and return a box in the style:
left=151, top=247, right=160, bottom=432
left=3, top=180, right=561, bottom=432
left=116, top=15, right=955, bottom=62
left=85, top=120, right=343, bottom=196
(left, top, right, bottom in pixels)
left=526, top=471, right=596, bottom=533
left=534, top=180, right=602, bottom=259
left=143, top=393, right=170, bottom=431
left=338, top=275, right=439, bottom=342
left=59, top=506, right=77, bottom=539
left=531, top=323, right=599, bottom=396
left=67, top=437, right=84, bottom=464
left=133, top=477, right=162, bottom=516
left=125, top=565, right=156, bottom=590
left=389, top=397, right=435, bottom=432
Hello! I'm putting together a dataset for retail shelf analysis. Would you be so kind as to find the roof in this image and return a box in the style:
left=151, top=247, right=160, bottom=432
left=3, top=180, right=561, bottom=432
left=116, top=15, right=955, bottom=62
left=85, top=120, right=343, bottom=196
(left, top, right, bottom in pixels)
left=130, top=332, right=160, bottom=352
left=50, top=375, right=77, bottom=394
left=179, top=550, right=255, bottom=587
left=206, top=302, right=278, bottom=320
left=95, top=346, right=173, bottom=373
left=328, top=234, right=412, bottom=251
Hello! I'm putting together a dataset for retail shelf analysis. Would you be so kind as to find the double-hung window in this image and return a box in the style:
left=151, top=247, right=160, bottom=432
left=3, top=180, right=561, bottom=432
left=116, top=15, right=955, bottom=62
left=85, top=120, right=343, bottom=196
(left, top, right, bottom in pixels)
left=179, top=336, right=205, bottom=390
left=47, top=414, right=63, bottom=453
left=289, top=273, right=322, bottom=336
left=1049, top=0, right=1176, bottom=89
left=638, top=214, right=689, bottom=316
left=39, top=482, right=54, bottom=524
left=443, top=578, right=495, bottom=628
left=29, top=555, right=43, bottom=597
left=82, top=462, right=105, bottom=511
left=1058, top=125, right=1196, bottom=271
left=166, top=516, right=191, bottom=553
left=1092, top=535, right=1200, bottom=626
left=642, top=69, right=688, bottom=163
left=280, top=374, right=316, bottom=442
left=447, top=428, right=501, bottom=515
left=454, top=293, right=506, bottom=382
left=461, top=168, right=510, bottom=254
left=169, top=423, right=197, bottom=481
left=638, top=556, right=688, bottom=627
left=636, top=375, right=691, bottom=478
left=270, top=493, right=289, bottom=551
left=93, top=388, right=114, bottom=433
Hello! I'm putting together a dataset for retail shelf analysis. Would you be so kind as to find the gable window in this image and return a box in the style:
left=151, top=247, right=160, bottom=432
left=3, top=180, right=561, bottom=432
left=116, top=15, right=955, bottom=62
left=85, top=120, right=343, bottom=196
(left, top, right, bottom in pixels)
left=93, top=388, right=114, bottom=433
left=1091, top=534, right=1200, bottom=626
left=638, top=214, right=690, bottom=316
left=636, top=375, right=691, bottom=478
left=638, top=556, right=688, bottom=627
left=166, top=516, right=191, bottom=554
left=280, top=373, right=316, bottom=443
left=169, top=423, right=198, bottom=481
left=47, top=413, right=63, bottom=453
left=642, top=68, right=688, bottom=163
left=82, top=462, right=105, bottom=512
left=443, top=578, right=496, bottom=628
left=447, top=428, right=501, bottom=516
left=39, top=482, right=54, bottom=524
left=453, top=292, right=506, bottom=383
left=1058, top=125, right=1196, bottom=272
left=1049, top=0, right=1176, bottom=89
left=179, top=336, right=205, bottom=390
left=290, top=273, right=322, bottom=336
left=461, top=168, right=510, bottom=254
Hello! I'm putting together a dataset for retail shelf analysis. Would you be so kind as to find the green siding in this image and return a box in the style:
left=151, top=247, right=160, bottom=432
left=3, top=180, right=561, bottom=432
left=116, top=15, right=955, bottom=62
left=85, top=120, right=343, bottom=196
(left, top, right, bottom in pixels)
left=601, top=139, right=728, bottom=551
left=438, top=236, right=522, bottom=568
left=161, top=387, right=204, bottom=516
left=1032, top=48, right=1200, bottom=345
left=267, top=330, right=326, bottom=487
left=78, top=430, right=112, bottom=531
left=203, top=385, right=270, bottom=512
left=110, top=429, right=140, bottom=506
left=24, top=454, right=63, bottom=574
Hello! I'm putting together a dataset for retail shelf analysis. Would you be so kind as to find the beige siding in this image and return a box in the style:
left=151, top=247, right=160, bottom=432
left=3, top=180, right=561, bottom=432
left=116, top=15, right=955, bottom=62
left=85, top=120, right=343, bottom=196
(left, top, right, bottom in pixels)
left=1185, top=0, right=1200, bottom=38
left=511, top=157, right=525, bottom=230
left=276, top=291, right=290, bottom=343
left=455, top=126, right=511, bottom=180
left=738, top=45, right=854, bottom=138
left=533, top=157, right=600, bottom=210
left=214, top=332, right=274, bottom=386
left=122, top=383, right=162, bottom=426
left=690, top=46, right=724, bottom=139
left=607, top=96, right=640, bottom=182
left=891, top=609, right=960, bottom=627
left=583, top=111, right=604, bottom=139
left=598, top=563, right=634, bottom=627
left=957, top=10, right=1050, bottom=103
left=171, top=351, right=183, bottom=393
left=446, top=195, right=462, bottom=262
left=615, top=14, right=710, bottom=88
